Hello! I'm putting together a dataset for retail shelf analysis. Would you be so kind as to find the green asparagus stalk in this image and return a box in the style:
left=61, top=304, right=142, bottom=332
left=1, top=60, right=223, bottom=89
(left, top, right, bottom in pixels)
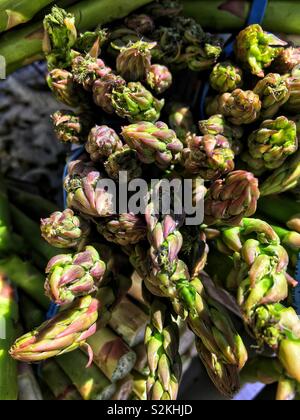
left=0, top=0, right=153, bottom=74
left=260, top=151, right=300, bottom=196
left=18, top=363, right=43, bottom=401
left=86, top=327, right=137, bottom=382
left=108, top=296, right=149, bottom=347
left=258, top=196, right=300, bottom=227
left=57, top=350, right=116, bottom=400
left=145, top=299, right=182, bottom=400
left=0, top=0, right=54, bottom=33
left=271, top=225, right=300, bottom=269
left=0, top=275, right=18, bottom=400
left=0, top=176, right=15, bottom=255
left=0, top=256, right=49, bottom=309
left=10, top=204, right=63, bottom=262
left=19, top=294, right=45, bottom=331
left=42, top=360, right=82, bottom=400
left=182, top=1, right=300, bottom=35
left=7, top=184, right=58, bottom=219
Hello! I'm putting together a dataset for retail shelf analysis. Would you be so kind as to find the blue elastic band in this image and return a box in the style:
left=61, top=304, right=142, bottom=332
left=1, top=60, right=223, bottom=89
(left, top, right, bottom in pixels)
left=46, top=146, right=85, bottom=320
left=247, top=0, right=268, bottom=26
left=46, top=302, right=59, bottom=320
left=294, top=255, right=300, bottom=315
left=199, top=0, right=269, bottom=119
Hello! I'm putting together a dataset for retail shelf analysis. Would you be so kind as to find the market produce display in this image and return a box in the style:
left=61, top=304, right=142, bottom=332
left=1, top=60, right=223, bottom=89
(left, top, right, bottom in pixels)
left=1, top=0, right=300, bottom=402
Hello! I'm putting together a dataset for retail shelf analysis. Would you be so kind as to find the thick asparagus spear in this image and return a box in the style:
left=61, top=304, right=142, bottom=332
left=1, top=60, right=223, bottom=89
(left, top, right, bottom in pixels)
left=86, top=327, right=137, bottom=383
left=182, top=1, right=300, bottom=34
left=0, top=256, right=49, bottom=309
left=18, top=363, right=43, bottom=401
left=0, top=0, right=54, bottom=33
left=42, top=360, right=82, bottom=400
left=111, top=375, right=134, bottom=401
left=108, top=296, right=149, bottom=347
left=0, top=0, right=153, bottom=74
left=57, top=350, right=116, bottom=400
left=7, top=184, right=58, bottom=219
left=19, top=294, right=45, bottom=331
left=0, top=275, right=18, bottom=400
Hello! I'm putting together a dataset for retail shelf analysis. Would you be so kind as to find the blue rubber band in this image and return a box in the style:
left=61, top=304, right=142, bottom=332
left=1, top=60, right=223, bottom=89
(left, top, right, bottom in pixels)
left=247, top=0, right=268, bottom=26
left=294, top=254, right=300, bottom=315
left=199, top=0, right=269, bottom=119
left=46, top=302, right=59, bottom=320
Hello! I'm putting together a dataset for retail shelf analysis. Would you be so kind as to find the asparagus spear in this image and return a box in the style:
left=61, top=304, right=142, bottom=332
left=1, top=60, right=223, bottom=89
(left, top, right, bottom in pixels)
left=108, top=296, right=149, bottom=347
left=57, top=350, right=116, bottom=400
left=0, top=0, right=54, bottom=33
left=41, top=360, right=82, bottom=400
left=10, top=204, right=64, bottom=261
left=258, top=196, right=300, bottom=227
left=131, top=371, right=147, bottom=400
left=0, top=176, right=14, bottom=255
left=86, top=327, right=137, bottom=383
left=0, top=275, right=18, bottom=400
left=128, top=270, right=151, bottom=309
left=19, top=293, right=45, bottom=331
left=7, top=184, right=58, bottom=219
left=111, top=375, right=134, bottom=401
left=0, top=0, right=153, bottom=74
left=18, top=363, right=43, bottom=401
left=0, top=256, right=49, bottom=309
left=182, top=1, right=300, bottom=34
left=260, top=151, right=300, bottom=196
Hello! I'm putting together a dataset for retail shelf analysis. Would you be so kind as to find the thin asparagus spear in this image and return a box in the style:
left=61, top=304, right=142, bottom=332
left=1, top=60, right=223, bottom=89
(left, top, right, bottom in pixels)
left=18, top=363, right=43, bottom=400
left=56, top=350, right=116, bottom=400
left=0, top=0, right=153, bottom=74
left=0, top=256, right=49, bottom=309
left=108, top=296, right=149, bottom=347
left=0, top=275, right=18, bottom=400
left=41, top=360, right=82, bottom=400
left=86, top=327, right=137, bottom=383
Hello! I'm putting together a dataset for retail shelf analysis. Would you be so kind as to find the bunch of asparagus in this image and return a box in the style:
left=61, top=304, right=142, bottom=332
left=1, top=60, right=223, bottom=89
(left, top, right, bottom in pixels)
left=0, top=182, right=197, bottom=400
left=2, top=0, right=300, bottom=401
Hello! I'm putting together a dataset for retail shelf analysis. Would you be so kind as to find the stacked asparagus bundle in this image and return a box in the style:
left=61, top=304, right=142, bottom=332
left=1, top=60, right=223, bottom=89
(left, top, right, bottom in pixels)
left=2, top=0, right=300, bottom=401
